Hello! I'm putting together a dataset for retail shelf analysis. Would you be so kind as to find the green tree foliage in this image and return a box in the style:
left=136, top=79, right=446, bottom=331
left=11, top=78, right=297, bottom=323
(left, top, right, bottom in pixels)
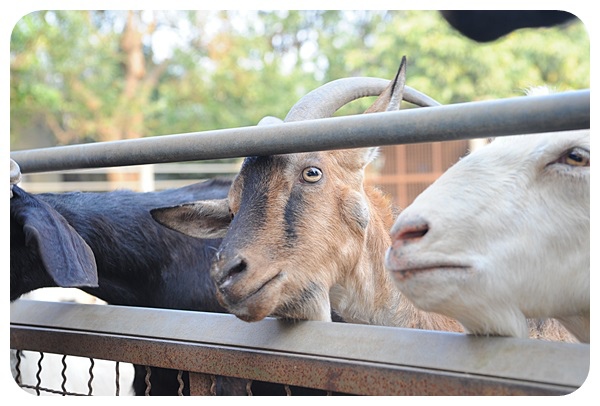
left=10, top=10, right=589, bottom=148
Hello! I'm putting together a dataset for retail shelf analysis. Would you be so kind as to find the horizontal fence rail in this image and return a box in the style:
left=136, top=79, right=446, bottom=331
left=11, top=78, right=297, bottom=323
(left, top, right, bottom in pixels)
left=10, top=90, right=589, bottom=174
left=17, top=162, right=243, bottom=193
left=10, top=300, right=589, bottom=396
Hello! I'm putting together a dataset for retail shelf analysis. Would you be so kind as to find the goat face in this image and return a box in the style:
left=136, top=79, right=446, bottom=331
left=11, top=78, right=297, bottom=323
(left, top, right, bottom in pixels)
left=385, top=130, right=590, bottom=340
left=152, top=58, right=436, bottom=322
left=152, top=149, right=380, bottom=322
left=218, top=148, right=378, bottom=321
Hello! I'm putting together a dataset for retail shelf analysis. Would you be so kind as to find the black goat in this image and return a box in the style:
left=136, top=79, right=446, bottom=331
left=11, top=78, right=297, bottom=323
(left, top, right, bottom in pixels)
left=440, top=10, right=577, bottom=42
left=11, top=179, right=231, bottom=395
left=11, top=179, right=230, bottom=309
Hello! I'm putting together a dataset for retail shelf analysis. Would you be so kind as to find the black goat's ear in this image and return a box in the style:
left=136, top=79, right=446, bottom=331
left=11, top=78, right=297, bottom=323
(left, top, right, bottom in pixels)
left=151, top=198, right=231, bottom=239
left=12, top=187, right=99, bottom=288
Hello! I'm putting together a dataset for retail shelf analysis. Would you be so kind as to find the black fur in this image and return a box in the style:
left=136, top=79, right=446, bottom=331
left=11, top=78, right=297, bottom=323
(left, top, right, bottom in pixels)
left=283, top=186, right=304, bottom=244
left=440, top=10, right=576, bottom=42
left=11, top=179, right=230, bottom=395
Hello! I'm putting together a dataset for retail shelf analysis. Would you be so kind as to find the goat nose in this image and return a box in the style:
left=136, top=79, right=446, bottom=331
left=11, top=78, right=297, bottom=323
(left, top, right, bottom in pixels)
left=390, top=216, right=429, bottom=244
left=218, top=255, right=248, bottom=287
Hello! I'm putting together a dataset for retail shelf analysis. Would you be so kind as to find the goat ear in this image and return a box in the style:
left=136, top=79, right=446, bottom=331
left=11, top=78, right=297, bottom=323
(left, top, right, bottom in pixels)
left=336, top=147, right=379, bottom=170
left=360, top=147, right=379, bottom=167
left=12, top=186, right=99, bottom=288
left=343, top=57, right=405, bottom=171
left=151, top=198, right=231, bottom=239
left=364, top=56, right=406, bottom=114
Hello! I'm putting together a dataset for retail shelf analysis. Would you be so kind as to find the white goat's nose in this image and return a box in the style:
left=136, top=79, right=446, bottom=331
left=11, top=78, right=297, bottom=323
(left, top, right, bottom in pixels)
left=390, top=216, right=429, bottom=244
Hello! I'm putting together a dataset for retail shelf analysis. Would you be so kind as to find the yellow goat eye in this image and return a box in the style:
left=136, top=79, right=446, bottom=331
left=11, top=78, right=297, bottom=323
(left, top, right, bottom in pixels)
left=557, top=147, right=590, bottom=167
left=301, top=167, right=323, bottom=183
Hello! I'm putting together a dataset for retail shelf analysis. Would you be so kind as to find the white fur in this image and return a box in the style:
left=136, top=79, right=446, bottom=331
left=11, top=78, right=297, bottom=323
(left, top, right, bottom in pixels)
left=385, top=129, right=590, bottom=342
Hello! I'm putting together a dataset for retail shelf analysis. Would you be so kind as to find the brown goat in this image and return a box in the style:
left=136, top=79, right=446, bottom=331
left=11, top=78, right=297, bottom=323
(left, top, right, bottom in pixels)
left=152, top=58, right=574, bottom=341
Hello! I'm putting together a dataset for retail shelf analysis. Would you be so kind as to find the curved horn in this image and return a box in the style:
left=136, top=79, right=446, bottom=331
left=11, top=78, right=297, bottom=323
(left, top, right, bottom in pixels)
left=10, top=159, right=21, bottom=184
left=408, top=87, right=441, bottom=107
left=284, top=77, right=440, bottom=123
left=257, top=116, right=284, bottom=126
left=10, top=159, right=21, bottom=198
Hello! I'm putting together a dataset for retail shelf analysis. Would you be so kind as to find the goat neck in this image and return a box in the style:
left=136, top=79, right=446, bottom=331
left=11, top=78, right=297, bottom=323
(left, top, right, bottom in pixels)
left=329, top=185, right=462, bottom=331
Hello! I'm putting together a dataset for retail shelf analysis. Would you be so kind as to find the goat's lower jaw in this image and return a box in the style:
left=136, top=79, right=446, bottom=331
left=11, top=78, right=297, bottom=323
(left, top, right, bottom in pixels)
left=223, top=297, right=276, bottom=323
left=216, top=273, right=283, bottom=322
left=224, top=295, right=330, bottom=324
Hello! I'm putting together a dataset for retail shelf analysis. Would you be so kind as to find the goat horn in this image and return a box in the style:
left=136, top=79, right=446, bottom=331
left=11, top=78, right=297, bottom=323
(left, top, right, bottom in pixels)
left=10, top=158, right=21, bottom=198
left=284, top=74, right=440, bottom=123
left=257, top=116, right=284, bottom=126
left=364, top=56, right=407, bottom=114
left=10, top=159, right=21, bottom=184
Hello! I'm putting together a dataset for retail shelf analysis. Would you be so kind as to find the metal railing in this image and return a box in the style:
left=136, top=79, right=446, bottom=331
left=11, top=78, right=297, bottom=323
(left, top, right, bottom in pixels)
left=11, top=90, right=589, bottom=174
left=10, top=90, right=591, bottom=396
left=17, top=162, right=242, bottom=193
left=10, top=300, right=590, bottom=396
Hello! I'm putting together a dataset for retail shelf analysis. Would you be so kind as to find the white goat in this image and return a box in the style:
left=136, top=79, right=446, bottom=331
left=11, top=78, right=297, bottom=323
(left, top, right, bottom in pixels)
left=385, top=128, right=590, bottom=342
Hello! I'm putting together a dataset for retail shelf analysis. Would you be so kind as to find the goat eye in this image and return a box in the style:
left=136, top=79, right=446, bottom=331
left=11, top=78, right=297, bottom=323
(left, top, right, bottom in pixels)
left=556, top=147, right=590, bottom=167
left=301, top=167, right=323, bottom=183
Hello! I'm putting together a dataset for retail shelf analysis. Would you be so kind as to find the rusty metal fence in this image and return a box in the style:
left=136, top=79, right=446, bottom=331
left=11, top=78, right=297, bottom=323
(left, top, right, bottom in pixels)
left=10, top=300, right=590, bottom=396
left=10, top=90, right=591, bottom=396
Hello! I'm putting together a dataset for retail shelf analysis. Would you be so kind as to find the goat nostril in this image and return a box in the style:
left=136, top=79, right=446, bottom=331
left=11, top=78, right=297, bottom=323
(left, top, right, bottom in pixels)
left=228, top=260, right=247, bottom=277
left=392, top=222, right=429, bottom=242
left=219, top=256, right=248, bottom=286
